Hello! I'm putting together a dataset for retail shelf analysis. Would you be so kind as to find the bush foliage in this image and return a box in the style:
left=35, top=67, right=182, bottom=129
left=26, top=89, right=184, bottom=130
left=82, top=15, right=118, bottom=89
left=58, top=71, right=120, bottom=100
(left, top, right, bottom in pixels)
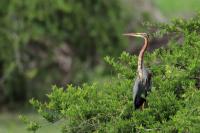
left=21, top=14, right=200, bottom=132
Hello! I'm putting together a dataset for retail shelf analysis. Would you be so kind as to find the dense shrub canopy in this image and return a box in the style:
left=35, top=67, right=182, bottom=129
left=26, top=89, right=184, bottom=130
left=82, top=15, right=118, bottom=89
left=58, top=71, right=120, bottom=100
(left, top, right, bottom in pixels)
left=21, top=13, right=200, bottom=132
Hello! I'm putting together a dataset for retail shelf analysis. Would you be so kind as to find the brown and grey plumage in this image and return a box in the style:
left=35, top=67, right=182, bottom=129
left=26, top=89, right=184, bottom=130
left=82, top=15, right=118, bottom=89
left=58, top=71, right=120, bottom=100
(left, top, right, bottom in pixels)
left=124, top=33, right=152, bottom=109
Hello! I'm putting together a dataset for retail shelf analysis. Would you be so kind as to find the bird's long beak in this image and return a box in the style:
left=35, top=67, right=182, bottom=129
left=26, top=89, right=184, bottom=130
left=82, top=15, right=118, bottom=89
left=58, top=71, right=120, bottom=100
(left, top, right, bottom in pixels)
left=123, top=33, right=145, bottom=38
left=123, top=33, right=137, bottom=36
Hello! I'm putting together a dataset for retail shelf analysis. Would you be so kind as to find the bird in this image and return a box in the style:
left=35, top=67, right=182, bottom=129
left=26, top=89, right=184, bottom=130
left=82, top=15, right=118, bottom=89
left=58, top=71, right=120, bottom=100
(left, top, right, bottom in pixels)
left=124, top=33, right=152, bottom=110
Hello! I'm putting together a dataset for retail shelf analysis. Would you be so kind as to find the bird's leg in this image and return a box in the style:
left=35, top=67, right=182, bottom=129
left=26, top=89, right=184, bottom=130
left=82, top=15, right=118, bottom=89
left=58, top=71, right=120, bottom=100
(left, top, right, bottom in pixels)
left=141, top=102, right=145, bottom=111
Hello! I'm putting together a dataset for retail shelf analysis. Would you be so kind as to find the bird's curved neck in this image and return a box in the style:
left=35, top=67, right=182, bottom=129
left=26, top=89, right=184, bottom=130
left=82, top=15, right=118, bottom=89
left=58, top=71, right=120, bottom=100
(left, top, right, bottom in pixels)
left=138, top=37, right=148, bottom=78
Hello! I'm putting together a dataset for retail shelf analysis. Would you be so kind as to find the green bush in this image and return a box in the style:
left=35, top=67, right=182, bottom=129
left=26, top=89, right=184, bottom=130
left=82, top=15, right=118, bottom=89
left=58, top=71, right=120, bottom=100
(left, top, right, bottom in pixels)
left=0, top=0, right=128, bottom=104
left=21, top=14, right=200, bottom=132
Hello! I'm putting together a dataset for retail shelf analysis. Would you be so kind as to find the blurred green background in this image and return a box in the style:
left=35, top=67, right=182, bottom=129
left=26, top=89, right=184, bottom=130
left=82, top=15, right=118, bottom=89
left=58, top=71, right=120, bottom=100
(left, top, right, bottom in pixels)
left=0, top=0, right=200, bottom=132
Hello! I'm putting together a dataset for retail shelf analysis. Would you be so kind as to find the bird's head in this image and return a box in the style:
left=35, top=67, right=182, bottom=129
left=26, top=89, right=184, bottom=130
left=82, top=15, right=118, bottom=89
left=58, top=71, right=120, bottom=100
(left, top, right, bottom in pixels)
left=123, top=33, right=149, bottom=39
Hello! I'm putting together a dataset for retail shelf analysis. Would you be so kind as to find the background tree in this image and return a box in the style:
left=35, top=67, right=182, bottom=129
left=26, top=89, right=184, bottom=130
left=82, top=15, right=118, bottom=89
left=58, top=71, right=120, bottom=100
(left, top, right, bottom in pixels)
left=0, top=0, right=129, bottom=105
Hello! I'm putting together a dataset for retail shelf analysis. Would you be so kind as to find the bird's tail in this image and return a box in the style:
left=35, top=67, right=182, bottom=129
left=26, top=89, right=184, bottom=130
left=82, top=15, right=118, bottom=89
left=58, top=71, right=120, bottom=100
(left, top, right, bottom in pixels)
left=134, top=95, right=146, bottom=109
